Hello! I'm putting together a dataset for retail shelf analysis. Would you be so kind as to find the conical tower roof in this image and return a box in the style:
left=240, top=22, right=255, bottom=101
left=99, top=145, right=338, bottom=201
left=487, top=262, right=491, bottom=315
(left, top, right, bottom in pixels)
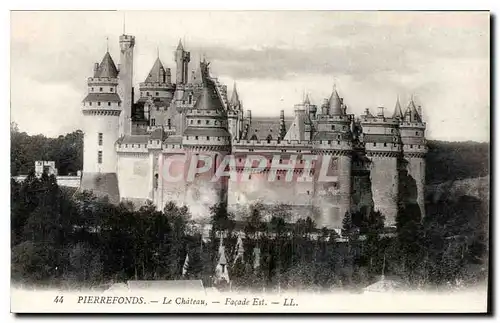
left=328, top=86, right=343, bottom=115
left=144, top=58, right=165, bottom=83
left=392, top=96, right=404, bottom=119
left=193, top=65, right=225, bottom=112
left=177, top=39, right=184, bottom=51
left=405, top=97, right=422, bottom=122
left=229, top=82, right=241, bottom=108
left=95, top=52, right=118, bottom=78
left=304, top=93, right=311, bottom=105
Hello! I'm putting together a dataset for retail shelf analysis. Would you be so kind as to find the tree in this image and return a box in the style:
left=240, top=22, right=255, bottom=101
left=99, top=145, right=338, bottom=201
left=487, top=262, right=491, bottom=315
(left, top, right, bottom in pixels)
left=244, top=202, right=265, bottom=239
left=268, top=216, right=286, bottom=237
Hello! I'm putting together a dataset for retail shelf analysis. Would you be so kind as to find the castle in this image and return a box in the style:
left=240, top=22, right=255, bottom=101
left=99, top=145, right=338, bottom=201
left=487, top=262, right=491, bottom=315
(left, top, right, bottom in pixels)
left=80, top=33, right=427, bottom=229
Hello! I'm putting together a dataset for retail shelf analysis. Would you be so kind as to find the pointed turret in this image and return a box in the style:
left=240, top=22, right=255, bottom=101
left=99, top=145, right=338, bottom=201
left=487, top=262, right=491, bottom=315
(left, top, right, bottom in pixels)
left=404, top=97, right=422, bottom=123
left=328, top=86, right=343, bottom=116
left=144, top=58, right=166, bottom=83
left=175, top=39, right=190, bottom=85
left=177, top=38, right=184, bottom=51
left=94, top=52, right=119, bottom=78
left=229, top=82, right=241, bottom=109
left=304, top=93, right=311, bottom=105
left=392, top=96, right=403, bottom=119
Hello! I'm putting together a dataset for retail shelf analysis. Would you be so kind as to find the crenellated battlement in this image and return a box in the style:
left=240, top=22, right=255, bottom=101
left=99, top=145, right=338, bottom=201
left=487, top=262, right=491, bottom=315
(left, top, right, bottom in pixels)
left=87, top=77, right=118, bottom=85
left=139, top=82, right=175, bottom=90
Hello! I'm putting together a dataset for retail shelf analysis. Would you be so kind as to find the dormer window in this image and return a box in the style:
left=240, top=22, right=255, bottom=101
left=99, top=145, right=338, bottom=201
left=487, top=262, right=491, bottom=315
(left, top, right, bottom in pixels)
left=89, top=102, right=92, bottom=106
left=99, top=87, right=103, bottom=92
left=108, top=102, right=111, bottom=106
left=155, top=92, right=159, bottom=96
left=206, top=136, right=209, bottom=140
left=331, top=125, right=335, bottom=130
left=206, top=120, right=209, bottom=125
left=197, top=120, right=201, bottom=125
left=97, top=102, right=101, bottom=106
left=110, top=87, right=114, bottom=92
left=195, top=136, right=199, bottom=140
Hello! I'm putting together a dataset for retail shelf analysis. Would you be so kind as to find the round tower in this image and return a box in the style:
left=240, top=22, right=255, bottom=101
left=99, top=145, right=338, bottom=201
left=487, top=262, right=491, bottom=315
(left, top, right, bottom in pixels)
left=360, top=106, right=402, bottom=226
left=181, top=62, right=232, bottom=216
left=312, top=86, right=353, bottom=229
left=118, top=34, right=135, bottom=137
left=399, top=98, right=427, bottom=219
left=80, top=51, right=122, bottom=203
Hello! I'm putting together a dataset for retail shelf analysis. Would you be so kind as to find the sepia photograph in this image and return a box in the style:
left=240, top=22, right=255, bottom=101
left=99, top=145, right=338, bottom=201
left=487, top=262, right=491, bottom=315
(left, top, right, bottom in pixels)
left=9, top=10, right=490, bottom=313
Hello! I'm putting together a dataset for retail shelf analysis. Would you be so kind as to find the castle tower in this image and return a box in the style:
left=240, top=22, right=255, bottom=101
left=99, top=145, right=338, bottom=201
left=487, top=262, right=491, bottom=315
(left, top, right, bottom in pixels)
left=175, top=39, right=191, bottom=85
left=181, top=61, right=231, bottom=215
left=312, top=86, right=353, bottom=228
left=360, top=105, right=402, bottom=226
left=138, top=57, right=176, bottom=130
left=227, top=82, right=241, bottom=139
left=399, top=97, right=427, bottom=219
left=80, top=51, right=122, bottom=203
left=118, top=34, right=135, bottom=137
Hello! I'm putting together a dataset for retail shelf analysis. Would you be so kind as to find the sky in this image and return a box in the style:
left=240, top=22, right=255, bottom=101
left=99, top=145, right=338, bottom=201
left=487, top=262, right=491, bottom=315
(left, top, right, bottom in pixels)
left=11, top=11, right=490, bottom=142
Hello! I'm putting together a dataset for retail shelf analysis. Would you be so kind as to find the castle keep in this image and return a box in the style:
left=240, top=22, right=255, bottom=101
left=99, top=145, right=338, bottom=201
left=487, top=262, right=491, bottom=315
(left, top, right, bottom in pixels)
left=80, top=34, right=427, bottom=228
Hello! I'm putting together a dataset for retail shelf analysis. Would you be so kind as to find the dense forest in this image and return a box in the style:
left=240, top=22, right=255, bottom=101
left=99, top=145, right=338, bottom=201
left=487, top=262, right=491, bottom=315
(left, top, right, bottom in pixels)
left=10, top=123, right=489, bottom=184
left=11, top=173, right=488, bottom=290
left=10, top=123, right=83, bottom=176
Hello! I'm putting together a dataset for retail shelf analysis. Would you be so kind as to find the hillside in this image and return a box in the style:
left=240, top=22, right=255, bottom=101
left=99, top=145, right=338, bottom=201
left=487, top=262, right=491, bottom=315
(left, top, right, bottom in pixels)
left=426, top=176, right=490, bottom=204
left=426, top=140, right=490, bottom=184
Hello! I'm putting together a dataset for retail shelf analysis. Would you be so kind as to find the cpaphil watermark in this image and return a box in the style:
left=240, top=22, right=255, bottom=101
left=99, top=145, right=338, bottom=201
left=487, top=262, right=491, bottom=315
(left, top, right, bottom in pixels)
left=159, top=154, right=341, bottom=184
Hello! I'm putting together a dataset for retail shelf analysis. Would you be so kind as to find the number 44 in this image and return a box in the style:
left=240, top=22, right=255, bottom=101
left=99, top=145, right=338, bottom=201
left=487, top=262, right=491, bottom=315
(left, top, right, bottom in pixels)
left=53, top=296, right=64, bottom=303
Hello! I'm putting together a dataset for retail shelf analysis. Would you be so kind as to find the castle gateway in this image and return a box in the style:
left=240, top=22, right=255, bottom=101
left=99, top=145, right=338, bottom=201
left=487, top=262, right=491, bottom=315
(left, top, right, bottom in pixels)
left=80, top=34, right=427, bottom=229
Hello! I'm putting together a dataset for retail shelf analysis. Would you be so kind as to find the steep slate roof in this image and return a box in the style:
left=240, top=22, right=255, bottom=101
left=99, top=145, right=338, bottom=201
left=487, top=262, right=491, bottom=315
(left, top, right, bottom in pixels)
left=304, top=94, right=311, bottom=105
left=329, top=87, right=343, bottom=116
left=94, top=52, right=119, bottom=78
left=284, top=110, right=308, bottom=141
left=404, top=98, right=422, bottom=122
left=392, top=97, right=404, bottom=119
left=176, top=39, right=184, bottom=51
left=229, top=83, right=241, bottom=108
left=193, top=80, right=225, bottom=111
left=82, top=93, right=121, bottom=103
left=244, top=117, right=293, bottom=140
left=144, top=58, right=166, bottom=83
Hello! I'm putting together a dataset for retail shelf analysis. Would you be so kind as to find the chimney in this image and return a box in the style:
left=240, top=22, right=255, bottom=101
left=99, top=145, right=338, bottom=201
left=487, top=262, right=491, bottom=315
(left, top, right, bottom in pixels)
left=166, top=68, right=172, bottom=84
left=247, top=110, right=252, bottom=125
left=377, top=107, right=385, bottom=118
left=321, top=98, right=329, bottom=115
left=93, top=63, right=99, bottom=76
